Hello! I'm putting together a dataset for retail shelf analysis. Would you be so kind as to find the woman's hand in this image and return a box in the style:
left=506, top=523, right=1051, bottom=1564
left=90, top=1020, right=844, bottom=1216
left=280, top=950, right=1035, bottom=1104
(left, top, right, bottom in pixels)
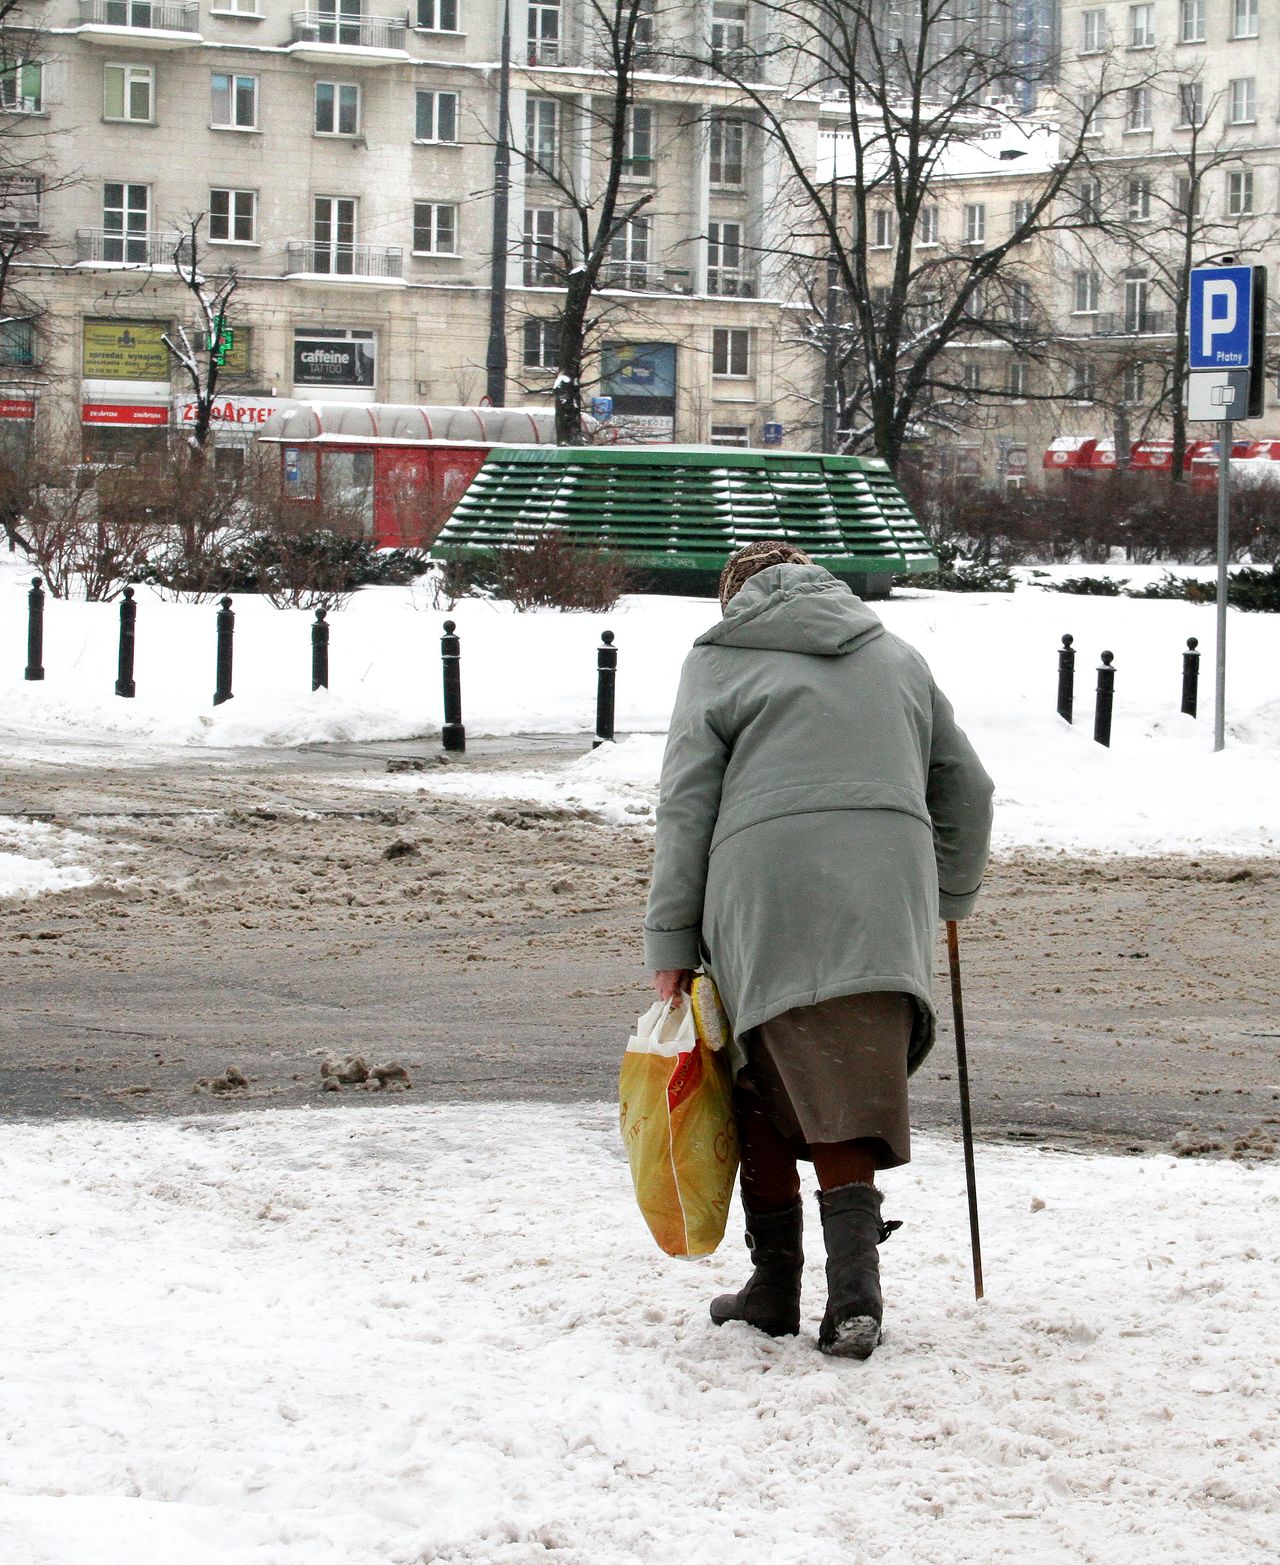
left=653, top=969, right=694, bottom=1003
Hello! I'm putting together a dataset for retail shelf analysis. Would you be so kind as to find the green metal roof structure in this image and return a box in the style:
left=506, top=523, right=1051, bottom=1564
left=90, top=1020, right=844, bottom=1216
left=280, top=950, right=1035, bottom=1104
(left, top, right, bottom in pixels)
left=432, top=445, right=937, bottom=597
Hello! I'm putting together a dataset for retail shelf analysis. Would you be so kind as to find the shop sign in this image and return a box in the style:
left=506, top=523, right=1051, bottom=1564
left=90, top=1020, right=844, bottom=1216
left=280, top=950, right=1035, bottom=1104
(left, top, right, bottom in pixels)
left=612, top=414, right=675, bottom=443
left=82, top=403, right=170, bottom=426
left=293, top=336, right=375, bottom=387
left=0, top=398, right=35, bottom=420
left=175, top=396, right=278, bottom=428
left=601, top=342, right=677, bottom=417
left=82, top=320, right=170, bottom=382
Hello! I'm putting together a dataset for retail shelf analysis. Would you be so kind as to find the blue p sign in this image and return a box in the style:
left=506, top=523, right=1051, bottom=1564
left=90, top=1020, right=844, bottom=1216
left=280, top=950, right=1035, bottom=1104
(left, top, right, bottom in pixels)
left=1189, top=266, right=1254, bottom=370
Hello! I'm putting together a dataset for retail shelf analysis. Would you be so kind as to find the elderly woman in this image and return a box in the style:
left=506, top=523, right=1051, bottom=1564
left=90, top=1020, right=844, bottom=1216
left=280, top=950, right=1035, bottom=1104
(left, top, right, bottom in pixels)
left=644, top=541, right=993, bottom=1358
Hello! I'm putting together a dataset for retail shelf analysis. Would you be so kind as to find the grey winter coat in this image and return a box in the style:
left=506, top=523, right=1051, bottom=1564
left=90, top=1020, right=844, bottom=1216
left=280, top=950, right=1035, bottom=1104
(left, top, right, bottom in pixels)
left=643, top=563, right=994, bottom=1074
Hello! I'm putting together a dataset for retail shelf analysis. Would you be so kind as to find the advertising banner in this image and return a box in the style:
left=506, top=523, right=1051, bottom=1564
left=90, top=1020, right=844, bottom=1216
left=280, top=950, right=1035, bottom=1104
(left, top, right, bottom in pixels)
left=601, top=342, right=677, bottom=419
left=174, top=396, right=279, bottom=429
left=82, top=403, right=170, bottom=426
left=82, top=320, right=170, bottom=381
left=0, top=398, right=35, bottom=420
left=293, top=336, right=376, bottom=388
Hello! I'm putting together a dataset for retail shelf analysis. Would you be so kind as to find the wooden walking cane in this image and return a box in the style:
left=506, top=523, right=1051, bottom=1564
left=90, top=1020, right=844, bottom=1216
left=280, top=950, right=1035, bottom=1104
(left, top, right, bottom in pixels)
left=945, top=920, right=985, bottom=1300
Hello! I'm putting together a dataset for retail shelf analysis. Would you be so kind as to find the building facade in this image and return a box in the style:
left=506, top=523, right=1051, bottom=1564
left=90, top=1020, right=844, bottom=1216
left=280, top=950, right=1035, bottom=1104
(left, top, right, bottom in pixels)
left=1, top=0, right=823, bottom=466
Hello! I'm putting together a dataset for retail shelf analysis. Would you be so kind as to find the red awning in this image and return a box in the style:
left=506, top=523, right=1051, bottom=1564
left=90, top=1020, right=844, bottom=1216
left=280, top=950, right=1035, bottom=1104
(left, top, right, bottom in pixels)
left=1042, top=436, right=1097, bottom=470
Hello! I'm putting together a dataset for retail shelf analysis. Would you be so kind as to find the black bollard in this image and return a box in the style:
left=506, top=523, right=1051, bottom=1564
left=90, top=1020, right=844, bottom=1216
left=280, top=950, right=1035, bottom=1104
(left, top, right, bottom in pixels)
left=1093, top=650, right=1115, bottom=748
left=440, top=618, right=465, bottom=752
left=24, top=576, right=44, bottom=681
left=312, top=606, right=329, bottom=691
left=115, top=586, right=137, bottom=698
left=593, top=629, right=617, bottom=748
left=1181, top=636, right=1200, bottom=719
left=213, top=595, right=235, bottom=706
left=1056, top=633, right=1075, bottom=724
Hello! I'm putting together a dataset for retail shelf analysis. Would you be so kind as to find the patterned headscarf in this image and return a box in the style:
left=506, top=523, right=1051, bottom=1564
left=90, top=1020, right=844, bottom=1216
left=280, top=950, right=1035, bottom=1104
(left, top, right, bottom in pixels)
left=718, top=540, right=814, bottom=611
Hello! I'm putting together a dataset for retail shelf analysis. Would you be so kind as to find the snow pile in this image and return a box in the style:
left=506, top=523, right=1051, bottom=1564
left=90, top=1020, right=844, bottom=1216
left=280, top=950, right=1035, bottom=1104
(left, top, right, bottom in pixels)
left=0, top=1104, right=1275, bottom=1564
left=0, top=817, right=96, bottom=899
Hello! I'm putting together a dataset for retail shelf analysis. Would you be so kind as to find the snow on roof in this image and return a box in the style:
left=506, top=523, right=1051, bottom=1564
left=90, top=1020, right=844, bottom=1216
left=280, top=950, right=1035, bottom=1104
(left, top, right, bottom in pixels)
left=818, top=108, right=1060, bottom=186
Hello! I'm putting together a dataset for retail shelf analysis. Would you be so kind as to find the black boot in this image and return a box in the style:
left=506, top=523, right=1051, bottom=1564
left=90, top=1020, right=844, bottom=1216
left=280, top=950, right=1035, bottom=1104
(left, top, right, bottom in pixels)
left=817, top=1183, right=900, bottom=1359
left=709, top=1197, right=803, bottom=1337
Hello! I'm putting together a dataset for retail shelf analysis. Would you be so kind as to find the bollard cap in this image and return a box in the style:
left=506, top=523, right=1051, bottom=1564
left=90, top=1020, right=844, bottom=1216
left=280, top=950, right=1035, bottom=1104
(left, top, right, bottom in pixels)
left=1186, top=636, right=1198, bottom=651
left=123, top=586, right=135, bottom=601
left=315, top=606, right=327, bottom=621
left=1100, top=650, right=1114, bottom=666
left=220, top=596, right=233, bottom=611
left=30, top=576, right=41, bottom=590
left=443, top=619, right=456, bottom=634
left=601, top=630, right=615, bottom=646
left=1061, top=633, right=1073, bottom=647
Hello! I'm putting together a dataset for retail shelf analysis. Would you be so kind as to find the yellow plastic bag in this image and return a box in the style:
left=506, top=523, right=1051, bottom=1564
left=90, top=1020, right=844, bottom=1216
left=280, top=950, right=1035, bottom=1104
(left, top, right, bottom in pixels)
left=618, top=977, right=739, bottom=1257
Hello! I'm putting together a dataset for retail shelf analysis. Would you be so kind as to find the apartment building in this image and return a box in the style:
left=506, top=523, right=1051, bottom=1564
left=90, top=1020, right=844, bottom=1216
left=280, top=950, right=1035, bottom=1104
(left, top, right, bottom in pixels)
left=0, top=0, right=822, bottom=466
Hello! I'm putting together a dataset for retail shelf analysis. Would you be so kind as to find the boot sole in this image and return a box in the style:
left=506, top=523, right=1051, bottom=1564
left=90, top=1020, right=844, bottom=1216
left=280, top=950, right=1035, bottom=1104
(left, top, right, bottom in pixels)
left=709, top=1308, right=800, bottom=1337
left=819, top=1315, right=881, bottom=1359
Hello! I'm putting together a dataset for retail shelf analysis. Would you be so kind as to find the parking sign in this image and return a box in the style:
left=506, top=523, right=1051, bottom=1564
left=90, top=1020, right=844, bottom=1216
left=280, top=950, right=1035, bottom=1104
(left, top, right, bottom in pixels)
left=1188, top=265, right=1254, bottom=370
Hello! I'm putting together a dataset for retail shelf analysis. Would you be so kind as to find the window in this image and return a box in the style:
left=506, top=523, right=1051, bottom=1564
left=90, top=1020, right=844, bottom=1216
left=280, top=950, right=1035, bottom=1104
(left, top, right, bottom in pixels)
left=528, top=2, right=560, bottom=65
left=1010, top=279, right=1032, bottom=324
left=1178, top=82, right=1204, bottom=127
left=209, top=187, right=256, bottom=243
left=104, top=63, right=153, bottom=123
left=709, top=118, right=744, bottom=187
left=214, top=0, right=261, bottom=13
left=312, top=195, right=357, bottom=273
left=708, top=220, right=747, bottom=294
left=413, top=201, right=458, bottom=254
left=1228, top=171, right=1254, bottom=215
left=1077, top=179, right=1102, bottom=224
left=963, top=202, right=985, bottom=244
left=415, top=89, right=458, bottom=142
left=607, top=216, right=651, bottom=285
left=1012, top=197, right=1033, bottom=231
left=961, top=362, right=981, bottom=392
left=1074, top=269, right=1100, bottom=313
left=416, top=0, right=458, bottom=29
left=1069, top=361, right=1096, bottom=402
left=1180, top=0, right=1205, bottom=42
left=871, top=207, right=895, bottom=249
left=0, top=317, right=35, bottom=366
left=211, top=73, right=257, bottom=130
left=1124, top=274, right=1150, bottom=331
left=918, top=204, right=939, bottom=245
left=710, top=424, right=750, bottom=447
left=1129, top=4, right=1155, bottom=47
left=315, top=82, right=359, bottom=136
left=1082, top=8, right=1105, bottom=51
left=623, top=105, right=654, bottom=178
left=0, top=173, right=40, bottom=229
left=1083, top=93, right=1102, bottom=137
left=525, top=96, right=558, bottom=171
left=317, top=0, right=363, bottom=46
left=523, top=207, right=558, bottom=284
left=0, top=61, right=42, bottom=114
left=1126, top=87, right=1151, bottom=131
left=634, top=0, right=656, bottom=49
left=712, top=325, right=750, bottom=377
left=523, top=318, right=560, bottom=370
left=1228, top=79, right=1256, bottom=125
left=1127, top=177, right=1152, bottom=220
left=711, top=2, right=747, bottom=66
left=1232, top=0, right=1259, bottom=40
left=1176, top=175, right=1201, bottom=217
left=1008, top=360, right=1031, bottom=398
left=1123, top=362, right=1146, bottom=404
left=102, top=182, right=149, bottom=262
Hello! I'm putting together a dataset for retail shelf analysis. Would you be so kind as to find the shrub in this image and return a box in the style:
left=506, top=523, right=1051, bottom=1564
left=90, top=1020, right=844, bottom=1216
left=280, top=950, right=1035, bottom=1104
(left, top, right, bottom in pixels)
left=1045, top=575, right=1129, bottom=596
left=1124, top=566, right=1280, bottom=611
left=898, top=561, right=1016, bottom=593
left=431, top=532, right=631, bottom=612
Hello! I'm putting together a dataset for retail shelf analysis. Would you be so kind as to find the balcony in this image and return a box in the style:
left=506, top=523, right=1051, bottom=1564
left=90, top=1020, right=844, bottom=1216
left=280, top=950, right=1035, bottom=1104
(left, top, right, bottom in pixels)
left=526, top=38, right=562, bottom=66
left=76, top=0, right=201, bottom=49
left=600, top=262, right=693, bottom=293
left=1067, top=310, right=1172, bottom=338
left=706, top=271, right=757, bottom=298
left=287, top=10, right=409, bottom=63
left=76, top=227, right=181, bottom=266
left=285, top=241, right=404, bottom=283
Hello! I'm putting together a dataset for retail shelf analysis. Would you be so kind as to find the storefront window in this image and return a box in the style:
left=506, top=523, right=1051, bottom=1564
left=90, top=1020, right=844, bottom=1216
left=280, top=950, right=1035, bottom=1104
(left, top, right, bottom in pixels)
left=323, top=448, right=374, bottom=535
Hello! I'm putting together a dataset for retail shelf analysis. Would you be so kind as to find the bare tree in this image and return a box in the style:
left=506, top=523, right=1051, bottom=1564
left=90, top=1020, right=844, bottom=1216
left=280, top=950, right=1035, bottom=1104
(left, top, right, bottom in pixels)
left=162, top=214, right=239, bottom=453
left=701, top=1, right=1154, bottom=471
left=513, top=0, right=658, bottom=443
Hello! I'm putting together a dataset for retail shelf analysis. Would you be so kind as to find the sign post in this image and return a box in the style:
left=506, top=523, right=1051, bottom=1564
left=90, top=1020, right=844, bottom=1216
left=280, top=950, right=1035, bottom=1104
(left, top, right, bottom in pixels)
left=1185, top=262, right=1267, bottom=752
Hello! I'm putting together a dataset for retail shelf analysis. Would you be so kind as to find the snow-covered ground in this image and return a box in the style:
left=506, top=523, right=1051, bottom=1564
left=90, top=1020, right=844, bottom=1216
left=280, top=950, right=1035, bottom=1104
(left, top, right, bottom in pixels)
left=3, top=554, right=1278, bottom=859
left=1, top=1104, right=1276, bottom=1565
left=0, top=816, right=98, bottom=898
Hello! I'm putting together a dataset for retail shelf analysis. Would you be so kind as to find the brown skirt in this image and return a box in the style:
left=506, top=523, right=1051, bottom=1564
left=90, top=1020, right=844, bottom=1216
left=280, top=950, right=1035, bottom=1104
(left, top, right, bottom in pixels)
left=737, top=990, right=915, bottom=1170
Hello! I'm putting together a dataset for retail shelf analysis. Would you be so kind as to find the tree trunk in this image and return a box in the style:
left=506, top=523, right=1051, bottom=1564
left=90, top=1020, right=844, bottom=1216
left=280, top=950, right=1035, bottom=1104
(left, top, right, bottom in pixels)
left=554, top=269, right=592, bottom=446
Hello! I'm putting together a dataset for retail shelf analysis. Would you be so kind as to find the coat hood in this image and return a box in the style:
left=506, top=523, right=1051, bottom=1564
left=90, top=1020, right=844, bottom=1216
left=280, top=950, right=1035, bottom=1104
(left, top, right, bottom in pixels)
left=695, top=563, right=885, bottom=657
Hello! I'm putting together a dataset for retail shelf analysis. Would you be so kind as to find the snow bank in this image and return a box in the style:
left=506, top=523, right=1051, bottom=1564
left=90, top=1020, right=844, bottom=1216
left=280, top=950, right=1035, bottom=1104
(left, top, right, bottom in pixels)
left=0, top=1104, right=1275, bottom=1564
